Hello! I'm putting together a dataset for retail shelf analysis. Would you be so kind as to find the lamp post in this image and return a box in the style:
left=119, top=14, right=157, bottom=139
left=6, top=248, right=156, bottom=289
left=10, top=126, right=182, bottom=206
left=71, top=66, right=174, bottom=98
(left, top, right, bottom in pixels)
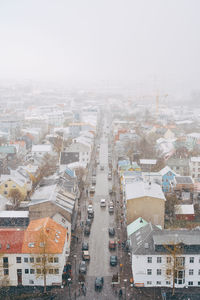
left=74, top=255, right=77, bottom=300
left=124, top=279, right=127, bottom=300
left=67, top=277, right=71, bottom=299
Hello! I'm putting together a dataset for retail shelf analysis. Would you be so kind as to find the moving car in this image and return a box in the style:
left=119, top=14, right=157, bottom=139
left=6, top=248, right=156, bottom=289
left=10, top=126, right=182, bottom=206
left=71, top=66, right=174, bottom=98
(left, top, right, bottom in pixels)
left=110, top=255, right=118, bottom=266
left=95, top=277, right=104, bottom=291
left=79, top=261, right=87, bottom=274
left=100, top=199, right=106, bottom=207
left=108, top=227, right=115, bottom=237
left=82, top=242, right=89, bottom=251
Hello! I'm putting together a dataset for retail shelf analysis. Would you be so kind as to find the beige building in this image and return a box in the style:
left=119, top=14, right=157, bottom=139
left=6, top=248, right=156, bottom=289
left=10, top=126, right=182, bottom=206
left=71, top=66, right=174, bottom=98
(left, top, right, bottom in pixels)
left=124, top=181, right=165, bottom=228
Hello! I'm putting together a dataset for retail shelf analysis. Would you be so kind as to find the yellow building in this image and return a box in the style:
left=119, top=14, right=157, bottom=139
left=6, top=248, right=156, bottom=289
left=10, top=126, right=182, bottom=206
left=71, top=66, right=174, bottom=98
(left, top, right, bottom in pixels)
left=125, top=181, right=165, bottom=228
left=0, top=174, right=29, bottom=201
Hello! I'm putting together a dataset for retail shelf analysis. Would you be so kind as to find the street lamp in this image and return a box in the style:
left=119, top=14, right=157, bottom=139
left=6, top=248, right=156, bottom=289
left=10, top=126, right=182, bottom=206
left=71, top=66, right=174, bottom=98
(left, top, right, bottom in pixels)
left=67, top=278, right=71, bottom=299
left=124, top=279, right=127, bottom=300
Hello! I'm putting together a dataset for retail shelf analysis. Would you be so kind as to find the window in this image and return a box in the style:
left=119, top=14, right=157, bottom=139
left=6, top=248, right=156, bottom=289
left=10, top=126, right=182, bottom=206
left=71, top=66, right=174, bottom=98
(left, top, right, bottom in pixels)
left=39, top=242, right=45, bottom=248
left=156, top=281, right=161, bottom=285
left=4, top=191, right=7, bottom=195
left=3, top=257, right=8, bottom=268
left=4, top=184, right=8, bottom=188
left=30, top=257, right=34, bottom=263
left=25, top=269, right=29, bottom=274
left=36, top=257, right=41, bottom=263
left=157, top=257, right=162, bottom=263
left=147, top=257, right=152, bottom=263
left=166, top=281, right=171, bottom=285
left=188, top=281, right=193, bottom=286
left=62, top=218, right=65, bottom=223
left=54, top=269, right=59, bottom=274
left=16, top=257, right=21, bottom=263
left=166, top=269, right=171, bottom=276
left=147, top=269, right=152, bottom=275
left=157, top=269, right=162, bottom=275
left=29, top=280, right=34, bottom=284
left=54, top=257, right=59, bottom=263
left=4, top=269, right=9, bottom=276
left=36, top=269, right=41, bottom=274
left=30, top=269, right=35, bottom=274
left=189, top=257, right=194, bottom=263
left=48, top=257, right=53, bottom=263
left=189, top=269, right=194, bottom=275
left=198, top=282, right=200, bottom=286
left=147, top=281, right=152, bottom=285
left=49, top=269, right=53, bottom=274
left=24, top=258, right=28, bottom=263
left=198, top=270, right=200, bottom=275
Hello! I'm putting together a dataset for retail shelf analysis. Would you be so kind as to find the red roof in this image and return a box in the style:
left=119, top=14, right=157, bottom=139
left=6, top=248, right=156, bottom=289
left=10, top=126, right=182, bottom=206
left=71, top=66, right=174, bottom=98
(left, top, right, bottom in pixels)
left=0, top=228, right=25, bottom=253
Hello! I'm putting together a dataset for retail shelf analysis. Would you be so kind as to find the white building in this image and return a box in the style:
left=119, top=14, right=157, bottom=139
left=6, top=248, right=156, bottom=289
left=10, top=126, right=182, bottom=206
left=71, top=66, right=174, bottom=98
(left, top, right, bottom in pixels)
left=190, top=157, right=200, bottom=179
left=0, top=217, right=69, bottom=287
left=130, top=223, right=200, bottom=288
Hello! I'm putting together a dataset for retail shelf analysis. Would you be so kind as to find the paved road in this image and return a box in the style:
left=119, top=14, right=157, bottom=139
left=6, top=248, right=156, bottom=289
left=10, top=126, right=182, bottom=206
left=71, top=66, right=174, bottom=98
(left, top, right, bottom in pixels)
left=78, top=126, right=118, bottom=299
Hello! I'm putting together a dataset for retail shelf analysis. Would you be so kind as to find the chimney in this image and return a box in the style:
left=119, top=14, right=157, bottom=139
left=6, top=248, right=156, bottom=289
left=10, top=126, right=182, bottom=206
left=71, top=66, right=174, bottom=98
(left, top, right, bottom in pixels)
left=140, top=218, right=143, bottom=223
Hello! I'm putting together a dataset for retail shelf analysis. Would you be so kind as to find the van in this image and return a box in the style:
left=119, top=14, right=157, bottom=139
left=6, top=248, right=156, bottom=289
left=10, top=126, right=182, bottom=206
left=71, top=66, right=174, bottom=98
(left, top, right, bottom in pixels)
left=100, top=199, right=106, bottom=207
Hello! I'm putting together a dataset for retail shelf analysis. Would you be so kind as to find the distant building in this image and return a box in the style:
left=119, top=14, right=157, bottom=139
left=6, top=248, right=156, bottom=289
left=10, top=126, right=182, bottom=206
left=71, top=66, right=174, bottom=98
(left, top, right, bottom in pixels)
left=189, top=157, right=200, bottom=179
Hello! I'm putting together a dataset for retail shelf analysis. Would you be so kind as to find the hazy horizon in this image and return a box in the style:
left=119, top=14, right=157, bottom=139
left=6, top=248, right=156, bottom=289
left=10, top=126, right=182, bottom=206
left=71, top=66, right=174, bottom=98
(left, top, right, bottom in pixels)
left=0, top=0, right=200, bottom=92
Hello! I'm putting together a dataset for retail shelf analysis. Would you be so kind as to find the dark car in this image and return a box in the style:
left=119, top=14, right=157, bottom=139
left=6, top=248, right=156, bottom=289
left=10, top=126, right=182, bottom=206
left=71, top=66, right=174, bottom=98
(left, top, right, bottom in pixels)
left=95, top=277, right=104, bottom=291
left=110, top=255, right=118, bottom=266
left=82, top=242, right=89, bottom=251
left=84, top=226, right=90, bottom=235
left=108, top=227, right=115, bottom=237
left=79, top=261, right=87, bottom=274
left=85, top=219, right=92, bottom=227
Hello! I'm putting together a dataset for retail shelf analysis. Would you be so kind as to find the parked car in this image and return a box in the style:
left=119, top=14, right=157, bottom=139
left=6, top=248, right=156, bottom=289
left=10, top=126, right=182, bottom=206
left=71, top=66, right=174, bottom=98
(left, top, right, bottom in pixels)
left=100, top=199, right=106, bottom=207
left=100, top=165, right=104, bottom=171
left=84, top=226, right=90, bottom=236
left=79, top=261, right=87, bottom=274
left=109, top=240, right=117, bottom=250
left=108, top=228, right=115, bottom=237
left=95, top=277, right=104, bottom=291
left=110, top=255, right=118, bottom=266
left=88, top=210, right=94, bottom=219
left=109, top=204, right=114, bottom=214
left=82, top=242, right=89, bottom=251
left=82, top=250, right=90, bottom=261
left=90, top=186, right=95, bottom=194
left=108, top=173, right=112, bottom=180
left=85, top=218, right=92, bottom=227
left=87, top=204, right=93, bottom=213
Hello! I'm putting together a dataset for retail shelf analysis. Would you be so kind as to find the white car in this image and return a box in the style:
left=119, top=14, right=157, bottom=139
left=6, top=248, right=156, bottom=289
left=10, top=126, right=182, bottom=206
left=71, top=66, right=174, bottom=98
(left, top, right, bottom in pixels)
left=87, top=204, right=93, bottom=213
left=100, top=199, right=106, bottom=207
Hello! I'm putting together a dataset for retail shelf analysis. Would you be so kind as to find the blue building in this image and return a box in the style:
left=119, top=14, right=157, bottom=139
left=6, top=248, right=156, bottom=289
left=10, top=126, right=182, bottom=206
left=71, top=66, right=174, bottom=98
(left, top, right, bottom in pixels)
left=159, top=166, right=177, bottom=193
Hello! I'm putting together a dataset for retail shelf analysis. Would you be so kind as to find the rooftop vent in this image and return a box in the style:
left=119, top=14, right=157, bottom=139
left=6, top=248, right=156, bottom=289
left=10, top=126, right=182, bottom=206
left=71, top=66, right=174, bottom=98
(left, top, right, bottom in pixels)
left=144, top=243, right=149, bottom=249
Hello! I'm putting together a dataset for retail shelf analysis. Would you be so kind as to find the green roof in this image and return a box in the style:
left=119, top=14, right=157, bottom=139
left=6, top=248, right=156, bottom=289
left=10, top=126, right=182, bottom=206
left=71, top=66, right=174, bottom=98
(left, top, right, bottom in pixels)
left=0, top=146, right=16, bottom=154
left=127, top=217, right=148, bottom=237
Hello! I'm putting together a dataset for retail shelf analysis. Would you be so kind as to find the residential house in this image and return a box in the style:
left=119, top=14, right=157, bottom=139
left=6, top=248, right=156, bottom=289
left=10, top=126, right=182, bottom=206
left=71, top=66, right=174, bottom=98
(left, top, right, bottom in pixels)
left=0, top=211, right=29, bottom=227
left=63, top=141, right=91, bottom=168
left=186, top=133, right=200, bottom=151
left=174, top=204, right=195, bottom=221
left=130, top=225, right=200, bottom=288
left=189, top=157, right=200, bottom=179
left=124, top=180, right=165, bottom=228
left=0, top=217, right=69, bottom=287
left=167, top=157, right=189, bottom=176
left=139, top=159, right=157, bottom=172
left=31, top=144, right=53, bottom=158
left=0, top=146, right=16, bottom=161
left=159, top=166, right=177, bottom=193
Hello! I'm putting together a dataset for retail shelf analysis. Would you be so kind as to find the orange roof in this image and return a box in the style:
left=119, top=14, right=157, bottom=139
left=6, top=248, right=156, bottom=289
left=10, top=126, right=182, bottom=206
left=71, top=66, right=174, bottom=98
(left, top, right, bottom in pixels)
left=0, top=228, right=25, bottom=253
left=22, top=217, right=67, bottom=254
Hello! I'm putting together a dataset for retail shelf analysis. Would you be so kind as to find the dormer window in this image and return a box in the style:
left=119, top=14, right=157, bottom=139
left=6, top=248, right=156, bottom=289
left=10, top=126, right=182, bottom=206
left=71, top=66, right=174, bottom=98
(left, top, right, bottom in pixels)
left=28, top=242, right=35, bottom=248
left=6, top=244, right=10, bottom=249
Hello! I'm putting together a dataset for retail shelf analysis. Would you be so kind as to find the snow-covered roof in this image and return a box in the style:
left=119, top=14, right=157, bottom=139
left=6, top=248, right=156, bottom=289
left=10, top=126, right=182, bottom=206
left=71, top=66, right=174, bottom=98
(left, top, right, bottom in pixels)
left=175, top=204, right=194, bottom=215
left=139, top=159, right=157, bottom=165
left=159, top=166, right=176, bottom=177
left=0, top=211, right=29, bottom=218
left=125, top=181, right=166, bottom=201
left=32, top=144, right=52, bottom=152
left=191, top=157, right=200, bottom=163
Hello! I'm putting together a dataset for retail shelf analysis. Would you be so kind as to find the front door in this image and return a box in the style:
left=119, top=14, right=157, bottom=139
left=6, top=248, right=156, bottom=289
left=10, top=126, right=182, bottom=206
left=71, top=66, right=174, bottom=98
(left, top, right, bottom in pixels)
left=17, top=269, right=22, bottom=286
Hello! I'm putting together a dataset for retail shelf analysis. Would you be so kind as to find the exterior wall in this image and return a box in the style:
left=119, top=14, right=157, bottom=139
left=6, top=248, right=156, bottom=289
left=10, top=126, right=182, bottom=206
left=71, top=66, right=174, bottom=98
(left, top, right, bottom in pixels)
left=126, top=197, right=165, bottom=228
left=132, top=254, right=200, bottom=288
left=162, top=171, right=176, bottom=193
left=190, top=160, right=200, bottom=179
left=0, top=180, right=27, bottom=200
left=175, top=214, right=195, bottom=221
left=29, top=202, right=72, bottom=223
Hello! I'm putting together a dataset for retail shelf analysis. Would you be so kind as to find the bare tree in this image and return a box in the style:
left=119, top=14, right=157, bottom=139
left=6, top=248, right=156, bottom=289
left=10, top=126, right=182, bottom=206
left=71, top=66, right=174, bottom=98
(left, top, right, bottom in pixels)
left=163, top=242, right=185, bottom=296
left=52, top=136, right=63, bottom=155
left=165, top=193, right=180, bottom=224
left=8, top=188, right=24, bottom=208
left=75, top=167, right=86, bottom=191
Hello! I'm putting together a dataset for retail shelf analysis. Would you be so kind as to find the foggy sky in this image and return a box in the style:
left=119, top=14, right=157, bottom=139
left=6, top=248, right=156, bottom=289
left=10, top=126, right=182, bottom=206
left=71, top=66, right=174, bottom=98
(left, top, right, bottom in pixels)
left=0, top=0, right=200, bottom=88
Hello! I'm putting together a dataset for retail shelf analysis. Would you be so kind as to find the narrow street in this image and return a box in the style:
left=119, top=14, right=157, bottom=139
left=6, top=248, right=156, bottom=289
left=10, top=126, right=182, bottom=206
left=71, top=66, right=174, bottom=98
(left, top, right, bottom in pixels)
left=77, top=122, right=118, bottom=299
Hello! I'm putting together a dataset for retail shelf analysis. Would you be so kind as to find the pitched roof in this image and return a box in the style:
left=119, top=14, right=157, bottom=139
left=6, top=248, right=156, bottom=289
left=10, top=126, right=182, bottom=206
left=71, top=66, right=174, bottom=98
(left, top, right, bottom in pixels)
left=125, top=181, right=166, bottom=201
left=0, top=228, right=25, bottom=253
left=127, top=217, right=148, bottom=237
left=175, top=176, right=193, bottom=184
left=159, top=166, right=176, bottom=177
left=175, top=204, right=194, bottom=215
left=153, top=230, right=200, bottom=246
left=0, top=146, right=16, bottom=154
left=22, top=217, right=67, bottom=254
